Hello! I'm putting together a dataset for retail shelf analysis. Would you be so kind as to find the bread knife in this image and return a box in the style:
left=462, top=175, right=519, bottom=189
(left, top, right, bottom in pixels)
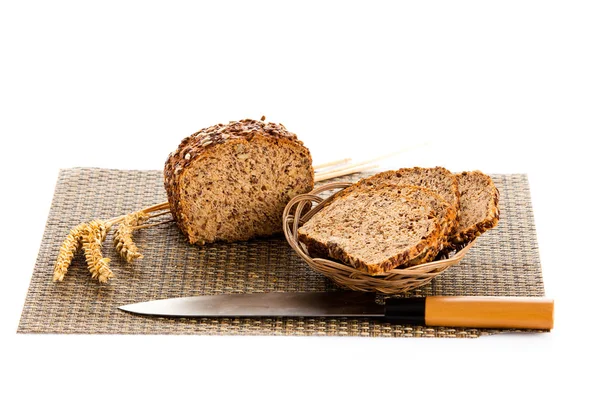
left=119, top=292, right=554, bottom=330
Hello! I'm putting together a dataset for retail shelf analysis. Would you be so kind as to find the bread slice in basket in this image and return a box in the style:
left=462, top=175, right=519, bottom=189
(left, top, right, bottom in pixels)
left=392, top=185, right=457, bottom=240
left=297, top=184, right=442, bottom=275
left=449, top=170, right=500, bottom=246
left=391, top=185, right=457, bottom=265
left=347, top=167, right=460, bottom=229
left=328, top=183, right=457, bottom=266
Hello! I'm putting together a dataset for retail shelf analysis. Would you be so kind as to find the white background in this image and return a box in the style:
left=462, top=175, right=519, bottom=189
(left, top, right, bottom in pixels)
left=1, top=1, right=598, bottom=399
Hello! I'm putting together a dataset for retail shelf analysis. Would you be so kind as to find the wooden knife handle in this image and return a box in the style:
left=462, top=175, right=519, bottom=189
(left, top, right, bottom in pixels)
left=425, top=296, right=554, bottom=330
left=384, top=296, right=554, bottom=329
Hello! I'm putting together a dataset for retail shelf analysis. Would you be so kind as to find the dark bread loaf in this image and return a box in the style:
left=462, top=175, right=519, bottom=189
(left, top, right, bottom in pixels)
left=297, top=184, right=442, bottom=275
left=164, top=119, right=314, bottom=245
left=450, top=171, right=500, bottom=245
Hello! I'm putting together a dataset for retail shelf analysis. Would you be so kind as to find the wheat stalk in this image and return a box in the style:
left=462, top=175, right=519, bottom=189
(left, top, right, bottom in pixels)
left=92, top=258, right=113, bottom=283
left=52, top=206, right=172, bottom=283
left=313, top=158, right=352, bottom=170
left=53, top=222, right=89, bottom=282
left=113, top=211, right=150, bottom=262
left=81, top=220, right=114, bottom=283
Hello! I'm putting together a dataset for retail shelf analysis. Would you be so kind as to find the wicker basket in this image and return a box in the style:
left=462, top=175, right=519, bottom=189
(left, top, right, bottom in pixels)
left=282, top=182, right=477, bottom=294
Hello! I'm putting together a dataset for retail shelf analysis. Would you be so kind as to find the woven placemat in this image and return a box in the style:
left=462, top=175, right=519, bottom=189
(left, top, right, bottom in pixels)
left=18, top=168, right=546, bottom=338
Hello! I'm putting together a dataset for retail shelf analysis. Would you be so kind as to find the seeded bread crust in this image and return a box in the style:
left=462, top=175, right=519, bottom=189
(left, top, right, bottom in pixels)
left=164, top=118, right=314, bottom=244
left=298, top=184, right=442, bottom=275
left=449, top=171, right=500, bottom=246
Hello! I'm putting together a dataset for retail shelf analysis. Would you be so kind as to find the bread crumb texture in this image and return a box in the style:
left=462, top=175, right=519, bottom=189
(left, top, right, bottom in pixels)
left=299, top=167, right=499, bottom=275
left=298, top=184, right=441, bottom=275
left=164, top=119, right=314, bottom=245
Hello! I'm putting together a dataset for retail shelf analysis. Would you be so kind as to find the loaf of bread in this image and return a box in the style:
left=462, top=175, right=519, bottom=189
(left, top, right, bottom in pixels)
left=297, top=184, right=441, bottom=275
left=164, top=118, right=314, bottom=245
left=449, top=171, right=500, bottom=245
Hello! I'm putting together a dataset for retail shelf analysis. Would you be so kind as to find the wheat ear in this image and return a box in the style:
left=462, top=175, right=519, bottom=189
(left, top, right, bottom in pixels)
left=53, top=222, right=89, bottom=282
left=113, top=211, right=150, bottom=262
left=82, top=220, right=114, bottom=283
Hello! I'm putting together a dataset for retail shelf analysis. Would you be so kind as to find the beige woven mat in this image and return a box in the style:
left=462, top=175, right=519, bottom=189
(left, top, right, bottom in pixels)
left=18, top=168, right=546, bottom=338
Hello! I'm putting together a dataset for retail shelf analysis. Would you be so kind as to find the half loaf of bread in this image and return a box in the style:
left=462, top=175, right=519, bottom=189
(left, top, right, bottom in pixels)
left=164, top=118, right=314, bottom=245
left=297, top=184, right=441, bottom=275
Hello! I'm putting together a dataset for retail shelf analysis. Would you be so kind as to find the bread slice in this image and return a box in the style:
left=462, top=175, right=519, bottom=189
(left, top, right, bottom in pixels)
left=391, top=185, right=457, bottom=265
left=449, top=171, right=500, bottom=246
left=164, top=119, right=314, bottom=245
left=328, top=183, right=456, bottom=266
left=297, top=184, right=441, bottom=275
left=392, top=185, right=457, bottom=239
left=349, top=167, right=460, bottom=227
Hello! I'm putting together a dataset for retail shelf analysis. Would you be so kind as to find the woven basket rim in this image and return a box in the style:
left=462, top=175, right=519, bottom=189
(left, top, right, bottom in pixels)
left=282, top=182, right=476, bottom=294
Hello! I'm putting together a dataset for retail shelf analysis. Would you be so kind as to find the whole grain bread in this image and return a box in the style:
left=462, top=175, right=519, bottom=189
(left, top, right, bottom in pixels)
left=164, top=118, right=314, bottom=245
left=297, top=184, right=441, bottom=275
left=449, top=170, right=500, bottom=246
left=322, top=182, right=455, bottom=266
left=391, top=184, right=457, bottom=265
left=392, top=185, right=457, bottom=239
left=348, top=167, right=460, bottom=227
